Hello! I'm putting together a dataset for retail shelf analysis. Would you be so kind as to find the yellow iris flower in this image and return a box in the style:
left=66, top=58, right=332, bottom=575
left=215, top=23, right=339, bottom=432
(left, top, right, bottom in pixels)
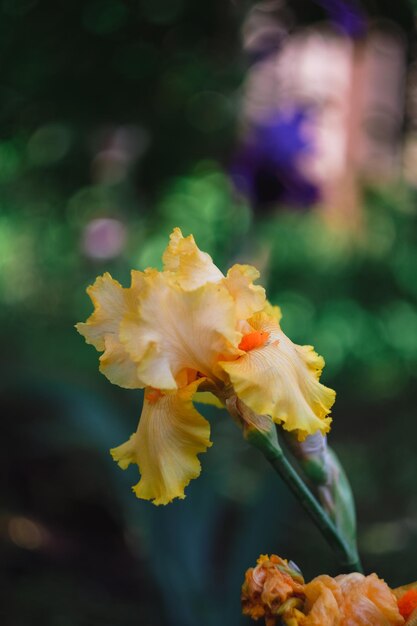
left=76, top=228, right=335, bottom=505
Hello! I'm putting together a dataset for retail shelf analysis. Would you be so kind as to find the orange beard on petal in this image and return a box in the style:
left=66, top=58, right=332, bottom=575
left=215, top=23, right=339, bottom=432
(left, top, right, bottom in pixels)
left=145, top=388, right=165, bottom=404
left=398, top=589, right=417, bottom=620
left=238, top=330, right=270, bottom=352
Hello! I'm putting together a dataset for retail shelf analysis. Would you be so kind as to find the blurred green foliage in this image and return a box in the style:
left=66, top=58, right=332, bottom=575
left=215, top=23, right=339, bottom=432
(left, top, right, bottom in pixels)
left=2, top=0, right=417, bottom=625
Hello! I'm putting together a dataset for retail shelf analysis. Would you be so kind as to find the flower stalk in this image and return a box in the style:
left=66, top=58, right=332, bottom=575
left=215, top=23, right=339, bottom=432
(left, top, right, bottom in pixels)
left=224, top=394, right=362, bottom=572
left=246, top=423, right=363, bottom=573
left=283, top=432, right=358, bottom=554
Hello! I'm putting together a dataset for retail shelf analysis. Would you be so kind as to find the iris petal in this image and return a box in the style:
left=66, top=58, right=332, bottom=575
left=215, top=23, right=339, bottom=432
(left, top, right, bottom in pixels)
left=76, top=273, right=142, bottom=389
left=110, top=380, right=212, bottom=505
left=162, top=227, right=224, bottom=289
left=220, top=313, right=335, bottom=440
left=76, top=272, right=126, bottom=351
left=120, top=272, right=241, bottom=390
left=223, top=264, right=266, bottom=320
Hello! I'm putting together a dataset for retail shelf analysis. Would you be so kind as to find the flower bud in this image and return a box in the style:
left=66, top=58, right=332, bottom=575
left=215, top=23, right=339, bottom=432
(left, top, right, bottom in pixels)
left=241, top=554, right=305, bottom=624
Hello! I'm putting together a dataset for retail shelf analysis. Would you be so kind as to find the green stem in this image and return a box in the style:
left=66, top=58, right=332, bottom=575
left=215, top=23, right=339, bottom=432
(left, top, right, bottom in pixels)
left=248, top=429, right=363, bottom=573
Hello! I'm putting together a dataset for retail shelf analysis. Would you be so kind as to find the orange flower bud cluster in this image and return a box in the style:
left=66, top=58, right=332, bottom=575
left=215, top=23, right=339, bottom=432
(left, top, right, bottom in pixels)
left=241, top=555, right=305, bottom=626
left=242, top=554, right=406, bottom=626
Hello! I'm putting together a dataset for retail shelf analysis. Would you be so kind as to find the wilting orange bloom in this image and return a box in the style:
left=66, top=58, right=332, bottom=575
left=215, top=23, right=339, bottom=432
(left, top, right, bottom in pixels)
left=303, top=573, right=404, bottom=626
left=242, top=555, right=305, bottom=626
left=77, top=228, right=335, bottom=504
left=242, top=554, right=405, bottom=626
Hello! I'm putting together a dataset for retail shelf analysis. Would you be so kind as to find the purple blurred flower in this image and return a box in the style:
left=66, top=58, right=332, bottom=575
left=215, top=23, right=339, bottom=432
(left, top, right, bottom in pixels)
left=316, top=0, right=367, bottom=38
left=231, top=108, right=319, bottom=210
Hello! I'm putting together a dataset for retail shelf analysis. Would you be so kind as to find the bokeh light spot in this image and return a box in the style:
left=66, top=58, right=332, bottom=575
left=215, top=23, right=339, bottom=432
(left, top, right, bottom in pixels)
left=67, top=186, right=117, bottom=227
left=27, top=124, right=72, bottom=166
left=82, top=218, right=127, bottom=260
left=135, top=233, right=167, bottom=270
left=8, top=516, right=43, bottom=550
left=278, top=291, right=315, bottom=341
left=361, top=521, right=407, bottom=555
left=382, top=300, right=417, bottom=358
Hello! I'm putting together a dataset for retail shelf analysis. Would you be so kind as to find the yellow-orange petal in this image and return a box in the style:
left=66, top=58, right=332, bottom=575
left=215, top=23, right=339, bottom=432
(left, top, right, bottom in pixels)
left=263, top=300, right=283, bottom=323
left=334, top=573, right=404, bottom=626
left=110, top=380, right=212, bottom=505
left=120, top=272, right=241, bottom=390
left=98, top=334, right=142, bottom=389
left=302, top=576, right=341, bottom=626
left=76, top=273, right=126, bottom=351
left=223, top=264, right=266, bottom=320
left=76, top=272, right=143, bottom=389
left=162, top=227, right=224, bottom=289
left=220, top=313, right=335, bottom=440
